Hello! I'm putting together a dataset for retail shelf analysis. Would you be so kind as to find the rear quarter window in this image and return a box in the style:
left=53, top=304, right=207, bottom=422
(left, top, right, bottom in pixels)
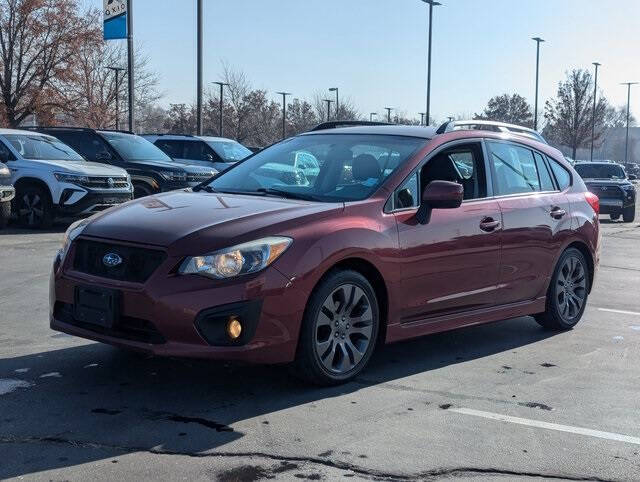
left=548, top=157, right=571, bottom=190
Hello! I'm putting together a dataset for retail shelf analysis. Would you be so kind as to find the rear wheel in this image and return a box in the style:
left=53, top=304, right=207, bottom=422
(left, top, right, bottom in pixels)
left=293, top=270, right=379, bottom=385
left=0, top=201, right=10, bottom=228
left=623, top=205, right=635, bottom=223
left=535, top=248, right=589, bottom=330
left=15, top=185, right=53, bottom=229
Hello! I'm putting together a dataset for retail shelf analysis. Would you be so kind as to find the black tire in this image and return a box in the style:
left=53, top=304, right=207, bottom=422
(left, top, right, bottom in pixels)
left=622, top=205, right=635, bottom=223
left=610, top=213, right=620, bottom=221
left=133, top=182, right=153, bottom=199
left=292, top=270, right=380, bottom=386
left=15, top=185, right=53, bottom=229
left=0, top=200, right=10, bottom=228
left=535, top=248, right=590, bottom=330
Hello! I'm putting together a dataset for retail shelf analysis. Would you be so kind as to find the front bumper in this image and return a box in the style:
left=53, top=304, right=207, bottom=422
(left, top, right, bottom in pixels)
left=598, top=197, right=635, bottom=214
left=49, top=242, right=307, bottom=364
left=57, top=191, right=133, bottom=216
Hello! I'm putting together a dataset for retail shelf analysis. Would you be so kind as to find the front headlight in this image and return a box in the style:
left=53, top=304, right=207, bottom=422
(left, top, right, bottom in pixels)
left=179, top=236, right=292, bottom=279
left=159, top=171, right=187, bottom=182
left=58, top=218, right=90, bottom=264
left=54, top=172, right=90, bottom=185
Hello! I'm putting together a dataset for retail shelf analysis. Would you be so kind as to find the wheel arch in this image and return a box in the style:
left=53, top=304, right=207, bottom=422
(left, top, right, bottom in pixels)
left=13, top=177, right=53, bottom=204
left=565, top=241, right=595, bottom=293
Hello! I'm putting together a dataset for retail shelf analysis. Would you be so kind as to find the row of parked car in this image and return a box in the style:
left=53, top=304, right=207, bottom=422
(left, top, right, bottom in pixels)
left=0, top=128, right=252, bottom=229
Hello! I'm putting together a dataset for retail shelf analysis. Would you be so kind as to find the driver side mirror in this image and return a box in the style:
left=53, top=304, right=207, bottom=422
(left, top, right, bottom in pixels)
left=629, top=174, right=637, bottom=181
left=415, top=180, right=463, bottom=225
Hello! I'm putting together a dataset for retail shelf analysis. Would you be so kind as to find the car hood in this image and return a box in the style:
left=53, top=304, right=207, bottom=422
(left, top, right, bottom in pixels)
left=20, top=159, right=127, bottom=176
left=82, top=190, right=341, bottom=253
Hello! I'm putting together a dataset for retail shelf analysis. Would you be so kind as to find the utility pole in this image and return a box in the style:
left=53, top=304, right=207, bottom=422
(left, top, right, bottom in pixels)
left=384, top=107, right=393, bottom=123
left=329, top=87, right=339, bottom=119
left=590, top=62, right=601, bottom=161
left=127, top=0, right=135, bottom=132
left=196, top=0, right=203, bottom=135
left=105, top=66, right=126, bottom=130
left=323, top=99, right=334, bottom=121
left=370, top=112, right=377, bottom=121
left=213, top=81, right=229, bottom=136
left=276, top=92, right=291, bottom=139
left=532, top=37, right=545, bottom=131
left=621, top=82, right=638, bottom=164
left=421, top=0, right=441, bottom=126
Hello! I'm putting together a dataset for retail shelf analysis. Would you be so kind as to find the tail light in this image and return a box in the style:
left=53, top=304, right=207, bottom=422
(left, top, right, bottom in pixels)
left=585, top=191, right=599, bottom=214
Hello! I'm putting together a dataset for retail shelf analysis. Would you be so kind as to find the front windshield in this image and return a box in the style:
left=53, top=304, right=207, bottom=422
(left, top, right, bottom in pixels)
left=4, top=134, right=84, bottom=161
left=208, top=134, right=425, bottom=202
left=575, top=163, right=626, bottom=179
left=206, top=140, right=252, bottom=162
left=101, top=132, right=172, bottom=162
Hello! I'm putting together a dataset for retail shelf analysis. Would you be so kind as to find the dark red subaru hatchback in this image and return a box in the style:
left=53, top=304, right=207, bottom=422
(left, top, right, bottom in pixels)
left=50, top=124, right=600, bottom=384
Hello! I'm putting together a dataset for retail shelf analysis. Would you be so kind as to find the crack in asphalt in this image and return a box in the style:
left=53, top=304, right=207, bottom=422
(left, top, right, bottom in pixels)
left=0, top=434, right=616, bottom=481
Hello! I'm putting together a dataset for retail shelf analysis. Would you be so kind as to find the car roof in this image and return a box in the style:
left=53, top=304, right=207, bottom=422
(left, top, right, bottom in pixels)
left=141, top=134, right=236, bottom=142
left=301, top=125, right=438, bottom=139
left=0, top=128, right=51, bottom=136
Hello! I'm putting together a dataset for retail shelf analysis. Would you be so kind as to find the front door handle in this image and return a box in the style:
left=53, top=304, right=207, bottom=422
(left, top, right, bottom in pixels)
left=479, top=217, right=501, bottom=232
left=550, top=206, right=567, bottom=219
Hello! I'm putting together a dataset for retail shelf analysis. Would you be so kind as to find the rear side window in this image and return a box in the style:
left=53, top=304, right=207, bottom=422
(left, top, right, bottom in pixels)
left=533, top=152, right=555, bottom=191
left=488, top=141, right=540, bottom=195
left=548, top=158, right=571, bottom=190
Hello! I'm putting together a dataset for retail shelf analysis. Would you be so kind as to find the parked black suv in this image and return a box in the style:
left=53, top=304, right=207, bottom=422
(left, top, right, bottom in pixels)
left=574, top=161, right=636, bottom=222
left=30, top=127, right=210, bottom=199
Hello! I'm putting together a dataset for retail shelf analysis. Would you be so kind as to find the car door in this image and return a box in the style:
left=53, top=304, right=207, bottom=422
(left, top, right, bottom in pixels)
left=392, top=141, right=502, bottom=322
left=180, top=140, right=219, bottom=169
left=486, top=140, right=573, bottom=304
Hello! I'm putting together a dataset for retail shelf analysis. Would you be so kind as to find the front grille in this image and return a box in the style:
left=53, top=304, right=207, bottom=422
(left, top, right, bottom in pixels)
left=86, top=176, right=129, bottom=189
left=54, top=302, right=165, bottom=344
left=588, top=185, right=623, bottom=199
left=72, top=239, right=166, bottom=283
left=187, top=173, right=214, bottom=182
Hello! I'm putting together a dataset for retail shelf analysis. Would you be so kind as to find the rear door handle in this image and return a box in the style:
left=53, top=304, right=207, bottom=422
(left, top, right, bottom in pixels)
left=479, top=217, right=501, bottom=232
left=550, top=207, right=567, bottom=219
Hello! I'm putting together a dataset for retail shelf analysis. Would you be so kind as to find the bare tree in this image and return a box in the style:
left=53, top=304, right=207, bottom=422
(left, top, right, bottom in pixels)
left=287, top=98, right=318, bottom=134
left=0, top=0, right=99, bottom=127
left=475, top=93, right=533, bottom=127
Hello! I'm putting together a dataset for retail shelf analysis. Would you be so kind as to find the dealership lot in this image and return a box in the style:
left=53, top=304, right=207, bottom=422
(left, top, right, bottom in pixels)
left=1, top=202, right=639, bottom=481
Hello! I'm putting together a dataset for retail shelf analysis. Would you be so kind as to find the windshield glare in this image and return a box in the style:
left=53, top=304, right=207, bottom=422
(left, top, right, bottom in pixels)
left=4, top=134, right=84, bottom=161
left=209, top=134, right=425, bottom=202
left=101, top=132, right=172, bottom=162
left=206, top=140, right=252, bottom=162
left=575, top=163, right=626, bottom=179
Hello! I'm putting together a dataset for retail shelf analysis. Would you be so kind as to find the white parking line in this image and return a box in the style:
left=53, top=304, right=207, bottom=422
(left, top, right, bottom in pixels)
left=597, top=308, right=640, bottom=316
left=449, top=408, right=640, bottom=446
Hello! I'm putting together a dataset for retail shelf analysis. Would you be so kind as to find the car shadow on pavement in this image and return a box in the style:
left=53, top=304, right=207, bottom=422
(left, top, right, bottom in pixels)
left=0, top=316, right=556, bottom=479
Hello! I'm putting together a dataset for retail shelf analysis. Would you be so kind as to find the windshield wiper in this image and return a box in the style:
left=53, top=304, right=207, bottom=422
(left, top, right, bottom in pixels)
left=255, top=188, right=318, bottom=201
left=192, top=184, right=216, bottom=193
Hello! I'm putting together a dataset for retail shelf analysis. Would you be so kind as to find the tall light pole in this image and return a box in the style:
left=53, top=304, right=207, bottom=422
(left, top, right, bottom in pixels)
left=384, top=107, right=393, bottom=123
left=276, top=92, right=291, bottom=139
left=196, top=0, right=203, bottom=135
left=213, top=81, right=229, bottom=136
left=419, top=112, right=426, bottom=125
left=590, top=62, right=601, bottom=161
left=105, top=66, right=125, bottom=130
left=532, top=37, right=545, bottom=131
left=323, top=99, right=334, bottom=121
left=621, top=82, right=638, bottom=164
left=370, top=112, right=377, bottom=121
left=421, top=0, right=441, bottom=126
left=127, top=0, right=135, bottom=132
left=329, top=87, right=339, bottom=119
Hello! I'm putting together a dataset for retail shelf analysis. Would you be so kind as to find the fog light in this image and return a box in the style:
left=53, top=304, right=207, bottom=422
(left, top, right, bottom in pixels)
left=226, top=317, right=242, bottom=340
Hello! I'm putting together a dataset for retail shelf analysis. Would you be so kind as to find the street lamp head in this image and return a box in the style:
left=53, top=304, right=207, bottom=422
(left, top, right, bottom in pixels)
left=621, top=82, right=639, bottom=86
left=592, top=62, right=601, bottom=67
left=329, top=87, right=338, bottom=92
left=532, top=37, right=545, bottom=43
left=105, top=66, right=126, bottom=71
left=276, top=91, right=292, bottom=96
left=421, top=0, right=442, bottom=5
left=213, top=81, right=230, bottom=87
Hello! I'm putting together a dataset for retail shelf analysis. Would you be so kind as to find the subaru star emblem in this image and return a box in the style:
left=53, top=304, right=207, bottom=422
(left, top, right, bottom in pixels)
left=102, top=253, right=122, bottom=267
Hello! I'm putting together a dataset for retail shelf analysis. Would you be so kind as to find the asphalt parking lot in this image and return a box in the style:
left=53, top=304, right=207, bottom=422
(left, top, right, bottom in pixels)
left=1, top=201, right=639, bottom=481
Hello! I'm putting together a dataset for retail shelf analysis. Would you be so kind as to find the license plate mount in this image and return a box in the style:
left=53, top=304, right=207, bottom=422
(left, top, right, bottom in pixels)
left=73, top=286, right=120, bottom=328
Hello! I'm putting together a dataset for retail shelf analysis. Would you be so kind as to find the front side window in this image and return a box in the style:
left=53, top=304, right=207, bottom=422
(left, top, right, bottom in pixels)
left=100, top=132, right=172, bottom=162
left=0, top=140, right=15, bottom=161
left=4, top=134, right=84, bottom=161
left=209, top=134, right=425, bottom=202
left=206, top=140, right=252, bottom=162
left=395, top=172, right=419, bottom=209
left=488, top=141, right=541, bottom=195
left=185, top=141, right=216, bottom=161
left=155, top=140, right=184, bottom=158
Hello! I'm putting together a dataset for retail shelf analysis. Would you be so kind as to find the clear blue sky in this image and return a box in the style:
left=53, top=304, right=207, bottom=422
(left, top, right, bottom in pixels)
left=88, top=0, right=640, bottom=123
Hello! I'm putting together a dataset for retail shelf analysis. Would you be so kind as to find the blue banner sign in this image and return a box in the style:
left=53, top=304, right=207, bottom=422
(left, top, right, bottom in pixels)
left=104, top=0, right=127, bottom=40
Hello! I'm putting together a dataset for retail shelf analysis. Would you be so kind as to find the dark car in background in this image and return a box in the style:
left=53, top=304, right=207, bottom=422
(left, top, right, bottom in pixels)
left=574, top=161, right=636, bottom=222
left=143, top=134, right=252, bottom=173
left=0, top=164, right=15, bottom=228
left=50, top=124, right=600, bottom=385
left=31, top=128, right=215, bottom=199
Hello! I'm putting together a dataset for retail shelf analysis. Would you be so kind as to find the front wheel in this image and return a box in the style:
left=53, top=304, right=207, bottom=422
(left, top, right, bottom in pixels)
left=623, top=205, right=635, bottom=223
left=15, top=185, right=53, bottom=229
left=535, top=248, right=589, bottom=330
left=293, top=270, right=379, bottom=385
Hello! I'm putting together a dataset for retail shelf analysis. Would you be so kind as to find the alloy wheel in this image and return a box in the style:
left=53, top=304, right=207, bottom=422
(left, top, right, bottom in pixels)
left=314, top=283, right=374, bottom=374
left=19, top=192, right=43, bottom=227
left=555, top=255, right=587, bottom=320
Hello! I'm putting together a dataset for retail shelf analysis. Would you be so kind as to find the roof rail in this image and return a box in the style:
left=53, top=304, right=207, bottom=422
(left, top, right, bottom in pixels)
left=140, top=133, right=195, bottom=137
left=309, top=120, right=393, bottom=132
left=435, top=119, right=547, bottom=144
left=24, top=126, right=135, bottom=135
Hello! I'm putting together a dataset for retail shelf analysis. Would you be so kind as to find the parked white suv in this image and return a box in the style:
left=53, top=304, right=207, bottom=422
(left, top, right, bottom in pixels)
left=0, top=129, right=133, bottom=229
